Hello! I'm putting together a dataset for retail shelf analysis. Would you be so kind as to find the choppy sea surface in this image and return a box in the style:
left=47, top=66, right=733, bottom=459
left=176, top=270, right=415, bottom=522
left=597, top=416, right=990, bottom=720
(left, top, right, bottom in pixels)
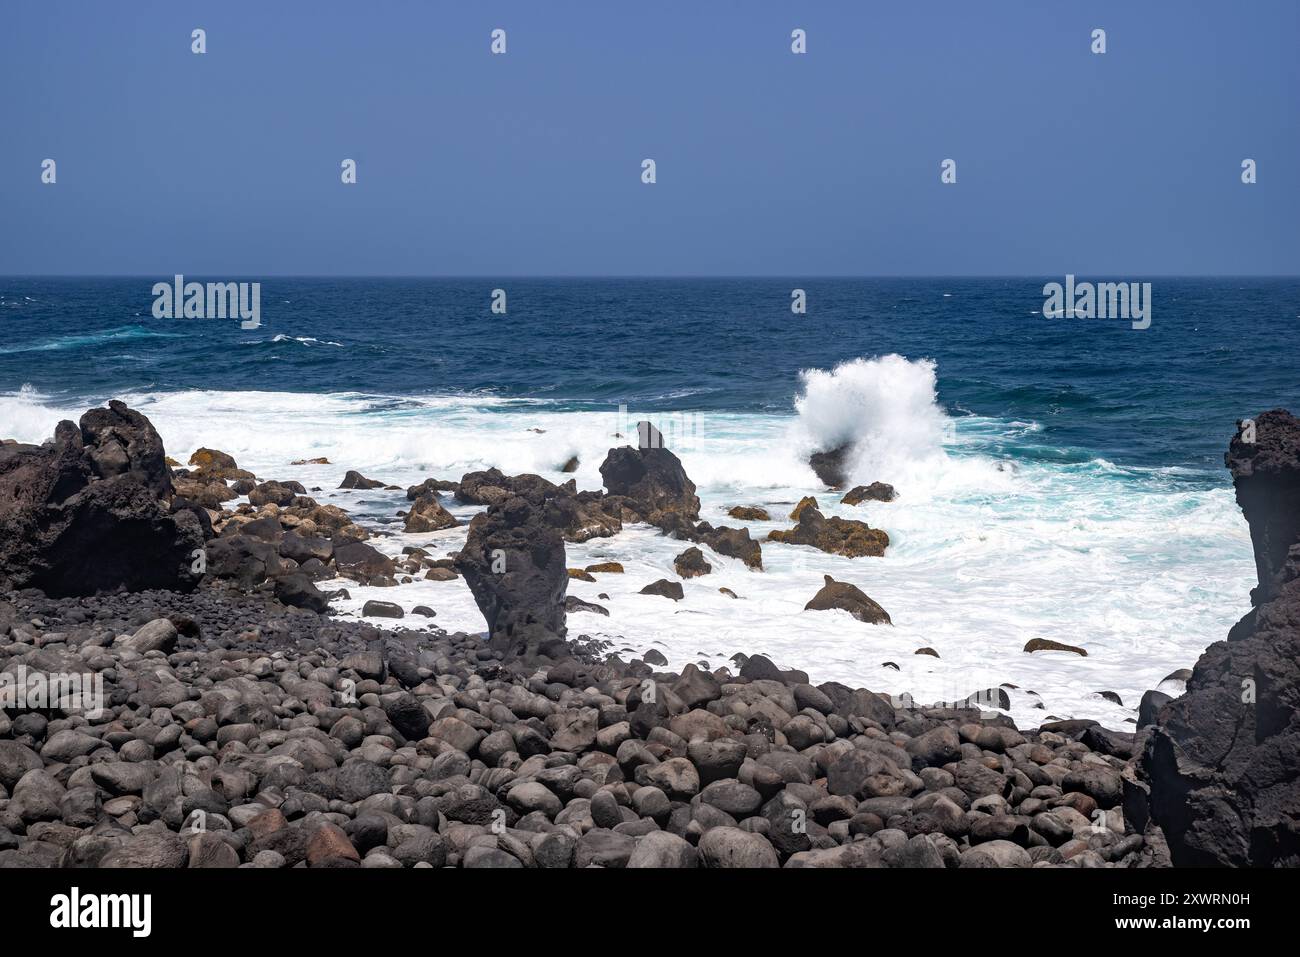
left=4, top=277, right=1298, bottom=729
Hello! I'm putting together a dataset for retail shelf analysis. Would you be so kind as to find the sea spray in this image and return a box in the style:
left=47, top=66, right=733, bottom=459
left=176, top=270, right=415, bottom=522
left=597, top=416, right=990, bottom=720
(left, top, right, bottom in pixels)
left=792, top=355, right=956, bottom=493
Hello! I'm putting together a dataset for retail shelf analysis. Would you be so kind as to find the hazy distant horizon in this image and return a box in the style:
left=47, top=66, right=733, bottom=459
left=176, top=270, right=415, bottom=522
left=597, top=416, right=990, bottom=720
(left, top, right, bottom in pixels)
left=5, top=273, right=1300, bottom=280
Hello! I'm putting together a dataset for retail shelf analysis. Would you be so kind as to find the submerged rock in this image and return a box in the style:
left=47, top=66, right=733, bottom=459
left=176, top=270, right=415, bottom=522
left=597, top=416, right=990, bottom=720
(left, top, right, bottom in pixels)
left=565, top=595, right=609, bottom=616
left=1023, top=638, right=1088, bottom=657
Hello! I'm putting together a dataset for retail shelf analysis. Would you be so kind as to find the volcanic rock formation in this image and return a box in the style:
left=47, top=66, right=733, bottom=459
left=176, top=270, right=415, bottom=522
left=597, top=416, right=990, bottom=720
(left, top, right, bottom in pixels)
left=1140, top=410, right=1300, bottom=866
left=0, top=401, right=205, bottom=596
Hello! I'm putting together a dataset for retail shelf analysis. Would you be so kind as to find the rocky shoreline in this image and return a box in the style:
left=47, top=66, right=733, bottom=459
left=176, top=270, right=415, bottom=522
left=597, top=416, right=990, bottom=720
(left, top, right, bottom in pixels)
left=0, top=402, right=1295, bottom=868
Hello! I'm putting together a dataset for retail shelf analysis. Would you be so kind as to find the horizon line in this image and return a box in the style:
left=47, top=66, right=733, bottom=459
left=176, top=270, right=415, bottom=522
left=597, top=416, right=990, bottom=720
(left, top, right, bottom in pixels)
left=4, top=273, right=1299, bottom=281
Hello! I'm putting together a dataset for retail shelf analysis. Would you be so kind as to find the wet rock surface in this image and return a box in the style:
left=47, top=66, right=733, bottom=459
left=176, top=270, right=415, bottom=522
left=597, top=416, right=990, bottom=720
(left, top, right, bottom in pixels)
left=805, top=575, right=891, bottom=625
left=842, top=483, right=896, bottom=505
left=1138, top=410, right=1300, bottom=866
left=767, top=506, right=889, bottom=558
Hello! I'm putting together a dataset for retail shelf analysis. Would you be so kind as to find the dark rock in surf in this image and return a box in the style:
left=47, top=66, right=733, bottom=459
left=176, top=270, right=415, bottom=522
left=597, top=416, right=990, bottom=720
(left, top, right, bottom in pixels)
left=600, top=437, right=700, bottom=526
left=457, top=469, right=621, bottom=543
left=789, top=496, right=819, bottom=521
left=804, top=575, right=891, bottom=625
left=658, top=515, right=763, bottom=570
left=842, top=483, right=896, bottom=505
left=809, top=444, right=852, bottom=488
left=565, top=595, right=609, bottom=616
left=768, top=507, right=889, bottom=558
left=674, top=547, right=712, bottom=579
left=1024, top=638, right=1088, bottom=657
left=640, top=579, right=684, bottom=601
left=695, top=523, right=763, bottom=569
left=338, top=470, right=386, bottom=490
left=361, top=600, right=404, bottom=619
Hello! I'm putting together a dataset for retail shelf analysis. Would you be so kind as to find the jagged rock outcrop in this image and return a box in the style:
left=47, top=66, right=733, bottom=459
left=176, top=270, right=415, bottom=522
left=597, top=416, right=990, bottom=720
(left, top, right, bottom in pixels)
left=455, top=467, right=516, bottom=506
left=0, top=401, right=205, bottom=596
left=457, top=470, right=620, bottom=543
left=790, top=496, right=819, bottom=521
left=600, top=437, right=700, bottom=526
left=454, top=490, right=568, bottom=658
left=768, top=506, right=889, bottom=558
left=1140, top=410, right=1300, bottom=866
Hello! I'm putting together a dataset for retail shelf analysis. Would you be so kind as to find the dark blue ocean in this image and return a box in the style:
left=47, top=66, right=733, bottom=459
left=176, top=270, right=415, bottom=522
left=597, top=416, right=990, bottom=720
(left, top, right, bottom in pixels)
left=3, top=277, right=1297, bottom=477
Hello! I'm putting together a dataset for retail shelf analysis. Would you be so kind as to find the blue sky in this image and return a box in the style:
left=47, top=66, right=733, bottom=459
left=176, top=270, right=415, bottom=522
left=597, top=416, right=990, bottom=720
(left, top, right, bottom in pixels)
left=1, top=0, right=1296, bottom=275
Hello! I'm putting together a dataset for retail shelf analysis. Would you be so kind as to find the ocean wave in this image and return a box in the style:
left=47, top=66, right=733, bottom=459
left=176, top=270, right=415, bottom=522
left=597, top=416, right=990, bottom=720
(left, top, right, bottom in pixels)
left=791, top=354, right=1010, bottom=498
left=0, top=325, right=184, bottom=356
left=241, top=334, right=347, bottom=348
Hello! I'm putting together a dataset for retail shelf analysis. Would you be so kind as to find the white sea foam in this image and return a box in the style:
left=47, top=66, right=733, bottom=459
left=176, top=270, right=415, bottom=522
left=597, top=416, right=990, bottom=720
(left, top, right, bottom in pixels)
left=0, top=363, right=1255, bottom=730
